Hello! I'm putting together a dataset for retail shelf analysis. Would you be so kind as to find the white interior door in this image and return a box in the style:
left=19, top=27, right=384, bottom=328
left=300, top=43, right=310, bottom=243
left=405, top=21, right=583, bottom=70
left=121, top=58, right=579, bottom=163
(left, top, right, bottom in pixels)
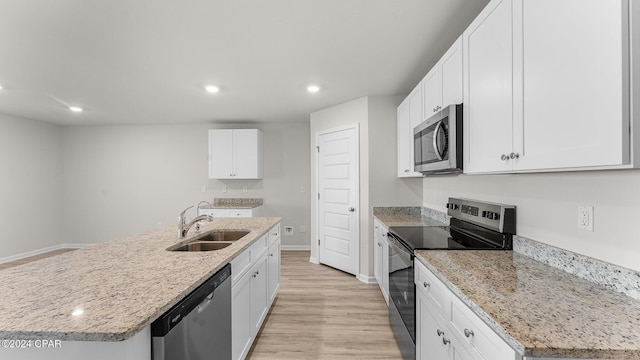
left=317, top=125, right=359, bottom=276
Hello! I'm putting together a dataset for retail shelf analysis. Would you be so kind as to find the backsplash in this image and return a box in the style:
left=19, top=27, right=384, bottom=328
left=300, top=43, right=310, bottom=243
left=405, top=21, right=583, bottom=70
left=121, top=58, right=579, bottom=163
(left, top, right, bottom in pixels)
left=421, top=207, right=450, bottom=225
left=514, top=235, right=640, bottom=301
left=211, top=198, right=263, bottom=207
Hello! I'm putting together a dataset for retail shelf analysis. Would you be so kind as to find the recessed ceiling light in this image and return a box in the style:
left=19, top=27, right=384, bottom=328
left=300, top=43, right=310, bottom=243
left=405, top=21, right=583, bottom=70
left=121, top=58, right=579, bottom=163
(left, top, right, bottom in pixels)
left=71, top=308, right=84, bottom=316
left=0, top=84, right=3, bottom=90
left=69, top=106, right=83, bottom=113
left=204, top=85, right=220, bottom=93
left=307, top=85, right=320, bottom=93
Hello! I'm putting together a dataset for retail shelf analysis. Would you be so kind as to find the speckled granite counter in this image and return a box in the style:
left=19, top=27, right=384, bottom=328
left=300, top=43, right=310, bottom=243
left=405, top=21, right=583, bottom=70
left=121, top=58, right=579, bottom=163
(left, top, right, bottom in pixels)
left=0, top=217, right=281, bottom=341
left=415, top=250, right=640, bottom=359
left=200, top=198, right=263, bottom=209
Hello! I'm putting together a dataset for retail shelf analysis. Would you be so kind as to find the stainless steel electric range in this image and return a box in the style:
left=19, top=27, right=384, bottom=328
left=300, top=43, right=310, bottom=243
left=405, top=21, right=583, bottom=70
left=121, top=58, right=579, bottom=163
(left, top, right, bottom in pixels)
left=386, top=198, right=516, bottom=360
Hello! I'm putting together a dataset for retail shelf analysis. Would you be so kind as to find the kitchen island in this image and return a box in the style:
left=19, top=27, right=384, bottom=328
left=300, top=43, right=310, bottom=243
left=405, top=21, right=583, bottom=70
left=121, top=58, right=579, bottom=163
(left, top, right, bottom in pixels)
left=0, top=217, right=281, bottom=360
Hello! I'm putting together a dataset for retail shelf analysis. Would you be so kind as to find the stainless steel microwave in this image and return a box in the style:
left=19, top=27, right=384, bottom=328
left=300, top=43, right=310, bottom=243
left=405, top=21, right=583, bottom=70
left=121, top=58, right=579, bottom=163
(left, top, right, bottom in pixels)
left=413, top=104, right=463, bottom=174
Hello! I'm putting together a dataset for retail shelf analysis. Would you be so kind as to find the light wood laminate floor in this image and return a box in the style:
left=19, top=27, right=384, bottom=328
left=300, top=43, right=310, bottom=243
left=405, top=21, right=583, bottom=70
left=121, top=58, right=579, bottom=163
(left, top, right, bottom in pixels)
left=247, top=251, right=402, bottom=359
left=0, top=248, right=76, bottom=270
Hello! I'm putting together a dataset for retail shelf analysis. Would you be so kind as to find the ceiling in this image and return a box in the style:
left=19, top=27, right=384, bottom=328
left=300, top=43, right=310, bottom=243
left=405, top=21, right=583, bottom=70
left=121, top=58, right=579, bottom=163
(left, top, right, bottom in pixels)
left=0, top=0, right=489, bottom=126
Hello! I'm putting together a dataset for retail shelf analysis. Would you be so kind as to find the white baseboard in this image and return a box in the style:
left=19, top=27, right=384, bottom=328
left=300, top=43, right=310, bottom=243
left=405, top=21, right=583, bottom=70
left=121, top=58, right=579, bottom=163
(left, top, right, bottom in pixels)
left=0, top=243, right=92, bottom=264
left=309, top=256, right=319, bottom=264
left=281, top=245, right=311, bottom=251
left=357, top=274, right=377, bottom=284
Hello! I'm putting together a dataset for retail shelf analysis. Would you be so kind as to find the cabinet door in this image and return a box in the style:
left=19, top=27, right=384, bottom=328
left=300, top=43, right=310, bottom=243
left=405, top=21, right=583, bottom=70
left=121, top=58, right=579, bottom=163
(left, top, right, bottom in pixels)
left=463, top=0, right=514, bottom=173
left=267, top=239, right=280, bottom=304
left=513, top=0, right=629, bottom=170
left=441, top=36, right=463, bottom=109
left=381, top=231, right=390, bottom=305
left=234, top=129, right=263, bottom=179
left=397, top=93, right=423, bottom=177
left=232, top=273, right=252, bottom=360
left=250, top=255, right=269, bottom=337
left=373, top=222, right=382, bottom=286
left=423, top=68, right=442, bottom=118
left=209, top=129, right=234, bottom=179
left=417, top=289, right=454, bottom=360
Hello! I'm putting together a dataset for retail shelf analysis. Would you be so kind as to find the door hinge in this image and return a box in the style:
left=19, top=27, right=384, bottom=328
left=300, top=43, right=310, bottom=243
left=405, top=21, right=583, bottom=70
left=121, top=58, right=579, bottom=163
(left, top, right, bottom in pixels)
left=318, top=193, right=320, bottom=199
left=318, top=239, right=320, bottom=245
left=316, top=146, right=319, bottom=153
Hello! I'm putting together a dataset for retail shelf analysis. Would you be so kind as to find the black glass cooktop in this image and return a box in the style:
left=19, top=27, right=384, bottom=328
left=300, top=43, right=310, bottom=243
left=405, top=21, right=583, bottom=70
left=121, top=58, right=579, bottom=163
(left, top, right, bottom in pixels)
left=388, top=218, right=512, bottom=251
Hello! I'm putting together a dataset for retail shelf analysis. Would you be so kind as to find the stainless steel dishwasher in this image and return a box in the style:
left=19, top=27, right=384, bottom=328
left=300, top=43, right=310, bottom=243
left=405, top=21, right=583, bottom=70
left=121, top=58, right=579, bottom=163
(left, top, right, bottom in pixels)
left=151, top=263, right=231, bottom=360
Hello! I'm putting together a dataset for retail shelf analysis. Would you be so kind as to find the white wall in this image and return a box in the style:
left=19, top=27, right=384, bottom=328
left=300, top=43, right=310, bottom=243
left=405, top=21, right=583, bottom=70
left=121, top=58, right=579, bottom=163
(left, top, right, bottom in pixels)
left=423, top=170, right=640, bottom=272
left=310, top=96, right=423, bottom=279
left=62, top=122, right=310, bottom=248
left=0, top=114, right=63, bottom=259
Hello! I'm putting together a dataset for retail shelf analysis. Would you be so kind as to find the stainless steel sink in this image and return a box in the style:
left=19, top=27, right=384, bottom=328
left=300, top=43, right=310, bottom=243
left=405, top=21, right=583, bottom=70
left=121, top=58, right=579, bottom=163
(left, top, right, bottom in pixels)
left=170, top=242, right=233, bottom=252
left=168, top=229, right=251, bottom=252
left=192, top=230, right=250, bottom=242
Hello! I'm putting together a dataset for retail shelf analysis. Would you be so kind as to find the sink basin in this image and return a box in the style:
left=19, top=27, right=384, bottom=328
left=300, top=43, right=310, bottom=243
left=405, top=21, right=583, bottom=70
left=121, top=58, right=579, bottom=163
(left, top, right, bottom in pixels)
left=170, top=241, right=233, bottom=252
left=192, top=230, right=251, bottom=242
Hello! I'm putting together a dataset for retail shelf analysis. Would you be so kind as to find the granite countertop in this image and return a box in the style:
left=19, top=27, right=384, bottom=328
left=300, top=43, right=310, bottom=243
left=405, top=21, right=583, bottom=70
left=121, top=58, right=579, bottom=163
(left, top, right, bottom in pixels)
left=0, top=217, right=281, bottom=342
left=415, top=250, right=640, bottom=359
left=200, top=198, right=263, bottom=209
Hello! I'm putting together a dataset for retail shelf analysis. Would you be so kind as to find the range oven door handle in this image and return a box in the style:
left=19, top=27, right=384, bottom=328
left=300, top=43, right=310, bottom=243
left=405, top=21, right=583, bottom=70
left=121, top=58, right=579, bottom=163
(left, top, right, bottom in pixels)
left=387, top=232, right=413, bottom=256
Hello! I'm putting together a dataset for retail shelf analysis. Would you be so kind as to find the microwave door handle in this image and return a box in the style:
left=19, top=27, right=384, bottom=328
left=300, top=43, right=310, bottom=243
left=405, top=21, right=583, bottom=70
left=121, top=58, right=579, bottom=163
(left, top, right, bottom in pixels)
left=433, top=121, right=444, bottom=161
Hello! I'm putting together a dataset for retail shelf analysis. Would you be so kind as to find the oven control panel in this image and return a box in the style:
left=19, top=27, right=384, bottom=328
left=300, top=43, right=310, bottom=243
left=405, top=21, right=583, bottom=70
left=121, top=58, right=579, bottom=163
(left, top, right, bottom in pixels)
left=446, top=198, right=516, bottom=234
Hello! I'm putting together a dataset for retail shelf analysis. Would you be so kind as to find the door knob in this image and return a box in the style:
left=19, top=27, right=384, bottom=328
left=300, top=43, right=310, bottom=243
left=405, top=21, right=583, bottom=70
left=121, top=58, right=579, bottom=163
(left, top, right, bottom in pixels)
left=348, top=207, right=355, bottom=212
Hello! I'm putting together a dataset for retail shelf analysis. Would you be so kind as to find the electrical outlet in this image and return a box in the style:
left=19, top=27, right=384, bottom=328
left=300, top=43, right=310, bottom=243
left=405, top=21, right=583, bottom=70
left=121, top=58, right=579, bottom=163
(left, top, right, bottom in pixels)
left=222, top=185, right=227, bottom=193
left=577, top=205, right=594, bottom=231
left=284, top=226, right=294, bottom=235
left=242, top=186, right=247, bottom=193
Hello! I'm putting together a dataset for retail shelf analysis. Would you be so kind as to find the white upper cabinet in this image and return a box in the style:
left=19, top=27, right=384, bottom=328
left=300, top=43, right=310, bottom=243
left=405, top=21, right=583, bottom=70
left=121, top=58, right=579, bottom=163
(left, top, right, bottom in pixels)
left=464, top=0, right=634, bottom=174
left=397, top=85, right=424, bottom=177
left=209, top=129, right=263, bottom=179
left=423, top=36, right=463, bottom=119
left=515, top=0, right=629, bottom=170
left=463, top=0, right=515, bottom=174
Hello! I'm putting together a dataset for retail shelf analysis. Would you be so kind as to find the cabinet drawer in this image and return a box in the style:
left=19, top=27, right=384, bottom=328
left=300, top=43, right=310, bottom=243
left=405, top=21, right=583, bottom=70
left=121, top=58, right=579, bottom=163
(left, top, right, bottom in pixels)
left=449, top=296, right=516, bottom=360
left=268, top=224, right=280, bottom=246
left=199, top=208, right=228, bottom=217
left=415, top=261, right=450, bottom=319
left=251, top=234, right=268, bottom=262
left=229, top=209, right=252, bottom=217
left=231, top=247, right=252, bottom=286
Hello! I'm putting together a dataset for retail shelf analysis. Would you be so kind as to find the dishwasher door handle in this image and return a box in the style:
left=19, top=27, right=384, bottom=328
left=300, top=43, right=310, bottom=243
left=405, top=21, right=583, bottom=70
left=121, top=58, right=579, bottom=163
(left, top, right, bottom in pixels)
left=197, top=291, right=215, bottom=313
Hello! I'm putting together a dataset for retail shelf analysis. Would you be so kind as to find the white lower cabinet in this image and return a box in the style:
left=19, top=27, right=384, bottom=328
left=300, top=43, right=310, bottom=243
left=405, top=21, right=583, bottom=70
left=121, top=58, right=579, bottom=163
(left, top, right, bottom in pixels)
left=267, top=238, right=281, bottom=304
left=231, top=223, right=281, bottom=360
left=415, top=260, right=520, bottom=360
left=250, top=255, right=269, bottom=337
left=373, top=219, right=389, bottom=305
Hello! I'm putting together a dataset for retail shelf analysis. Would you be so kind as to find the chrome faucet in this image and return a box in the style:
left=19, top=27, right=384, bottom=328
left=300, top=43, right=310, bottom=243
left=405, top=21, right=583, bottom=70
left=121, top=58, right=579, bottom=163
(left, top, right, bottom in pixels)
left=178, top=205, right=213, bottom=238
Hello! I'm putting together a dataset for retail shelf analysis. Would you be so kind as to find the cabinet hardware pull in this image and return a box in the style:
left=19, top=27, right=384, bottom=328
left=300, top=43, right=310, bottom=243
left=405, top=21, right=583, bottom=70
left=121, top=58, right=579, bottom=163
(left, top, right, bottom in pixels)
left=423, top=282, right=429, bottom=288
left=510, top=152, right=520, bottom=159
left=442, top=337, right=450, bottom=345
left=464, top=328, right=474, bottom=337
left=501, top=154, right=509, bottom=161
left=436, top=329, right=444, bottom=337
left=404, top=169, right=410, bottom=172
